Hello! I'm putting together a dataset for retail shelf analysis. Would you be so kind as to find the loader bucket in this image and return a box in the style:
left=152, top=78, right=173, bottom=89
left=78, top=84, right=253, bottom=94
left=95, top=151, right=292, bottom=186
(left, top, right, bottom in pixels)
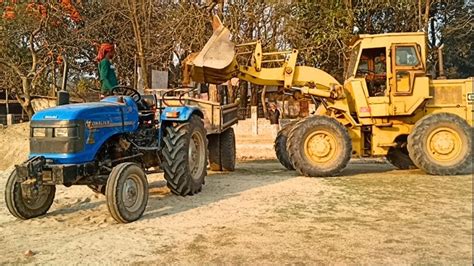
left=190, top=16, right=238, bottom=84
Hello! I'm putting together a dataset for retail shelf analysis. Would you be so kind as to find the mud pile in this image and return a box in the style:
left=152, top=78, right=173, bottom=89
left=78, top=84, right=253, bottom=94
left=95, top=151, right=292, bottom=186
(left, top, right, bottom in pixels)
left=0, top=122, right=29, bottom=170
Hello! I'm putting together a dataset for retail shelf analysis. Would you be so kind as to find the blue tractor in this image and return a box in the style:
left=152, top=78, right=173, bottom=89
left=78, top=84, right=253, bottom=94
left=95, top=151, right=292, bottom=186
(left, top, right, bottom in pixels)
left=5, top=86, right=209, bottom=223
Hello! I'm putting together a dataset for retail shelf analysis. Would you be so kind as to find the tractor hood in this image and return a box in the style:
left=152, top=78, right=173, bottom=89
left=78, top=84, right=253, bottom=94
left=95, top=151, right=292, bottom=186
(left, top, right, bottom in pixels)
left=29, top=96, right=140, bottom=164
left=31, top=96, right=138, bottom=122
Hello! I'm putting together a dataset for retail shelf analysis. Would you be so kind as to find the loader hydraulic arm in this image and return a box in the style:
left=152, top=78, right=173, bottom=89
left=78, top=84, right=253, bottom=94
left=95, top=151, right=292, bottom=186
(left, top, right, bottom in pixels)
left=183, top=16, right=344, bottom=100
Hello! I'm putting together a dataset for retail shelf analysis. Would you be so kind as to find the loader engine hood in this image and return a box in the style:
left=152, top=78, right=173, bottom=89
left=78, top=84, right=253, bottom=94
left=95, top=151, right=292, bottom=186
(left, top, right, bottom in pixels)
left=29, top=96, right=139, bottom=164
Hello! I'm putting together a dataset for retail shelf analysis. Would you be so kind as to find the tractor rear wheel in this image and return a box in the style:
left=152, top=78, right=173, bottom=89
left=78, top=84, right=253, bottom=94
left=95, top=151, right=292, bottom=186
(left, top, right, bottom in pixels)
left=5, top=169, right=56, bottom=219
left=408, top=113, right=472, bottom=175
left=274, top=121, right=297, bottom=170
left=287, top=116, right=351, bottom=177
left=106, top=162, right=148, bottom=223
left=386, top=138, right=417, bottom=170
left=162, top=115, right=208, bottom=196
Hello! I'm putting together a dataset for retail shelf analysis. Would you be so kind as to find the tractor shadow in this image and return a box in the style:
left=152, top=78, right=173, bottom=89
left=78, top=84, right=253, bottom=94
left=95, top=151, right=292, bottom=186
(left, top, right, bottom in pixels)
left=141, top=159, right=397, bottom=220
left=142, top=160, right=298, bottom=220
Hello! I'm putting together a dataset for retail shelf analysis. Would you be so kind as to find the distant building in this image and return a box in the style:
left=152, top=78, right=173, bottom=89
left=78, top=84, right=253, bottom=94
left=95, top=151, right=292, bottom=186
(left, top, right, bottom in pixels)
left=0, top=89, right=28, bottom=125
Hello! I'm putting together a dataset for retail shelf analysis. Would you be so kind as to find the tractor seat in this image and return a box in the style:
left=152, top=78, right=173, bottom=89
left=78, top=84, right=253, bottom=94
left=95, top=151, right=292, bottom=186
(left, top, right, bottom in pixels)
left=141, top=94, right=157, bottom=109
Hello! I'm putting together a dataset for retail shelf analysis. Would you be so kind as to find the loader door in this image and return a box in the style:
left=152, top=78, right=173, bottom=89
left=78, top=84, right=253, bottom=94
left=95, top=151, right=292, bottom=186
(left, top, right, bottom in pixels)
left=389, top=44, right=427, bottom=115
left=390, top=44, right=424, bottom=96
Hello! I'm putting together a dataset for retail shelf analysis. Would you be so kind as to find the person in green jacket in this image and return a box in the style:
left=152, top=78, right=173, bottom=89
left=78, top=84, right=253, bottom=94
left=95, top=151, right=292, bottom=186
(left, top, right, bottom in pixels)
left=96, top=43, right=118, bottom=96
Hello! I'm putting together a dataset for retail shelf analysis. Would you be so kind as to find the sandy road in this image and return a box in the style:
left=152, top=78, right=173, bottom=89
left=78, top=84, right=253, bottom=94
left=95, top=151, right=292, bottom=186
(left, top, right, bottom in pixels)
left=0, top=160, right=472, bottom=265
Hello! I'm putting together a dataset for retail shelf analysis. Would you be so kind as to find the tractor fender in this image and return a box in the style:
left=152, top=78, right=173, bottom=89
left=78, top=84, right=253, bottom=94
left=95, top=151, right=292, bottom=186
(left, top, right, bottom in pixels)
left=160, top=106, right=204, bottom=122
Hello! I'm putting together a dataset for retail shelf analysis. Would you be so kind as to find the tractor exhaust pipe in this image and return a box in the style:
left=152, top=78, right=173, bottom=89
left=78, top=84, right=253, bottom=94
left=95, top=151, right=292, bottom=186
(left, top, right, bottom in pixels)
left=57, top=55, right=70, bottom=105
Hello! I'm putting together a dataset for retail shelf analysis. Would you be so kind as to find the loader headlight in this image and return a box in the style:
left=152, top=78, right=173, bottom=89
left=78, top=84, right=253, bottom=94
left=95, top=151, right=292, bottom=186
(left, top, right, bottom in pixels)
left=32, top=128, right=46, bottom=137
left=54, top=128, right=69, bottom=137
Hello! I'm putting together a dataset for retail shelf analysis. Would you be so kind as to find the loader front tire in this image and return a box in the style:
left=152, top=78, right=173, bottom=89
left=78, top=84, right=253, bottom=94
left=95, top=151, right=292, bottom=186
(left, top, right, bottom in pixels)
left=287, top=116, right=351, bottom=177
left=274, top=121, right=297, bottom=170
left=408, top=113, right=472, bottom=175
left=162, top=115, right=208, bottom=196
left=5, top=169, right=56, bottom=220
left=106, top=163, right=148, bottom=223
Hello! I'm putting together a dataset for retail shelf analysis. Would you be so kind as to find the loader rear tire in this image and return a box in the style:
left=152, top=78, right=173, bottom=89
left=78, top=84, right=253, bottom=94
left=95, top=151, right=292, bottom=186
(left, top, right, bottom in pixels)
left=220, top=128, right=236, bottom=171
left=287, top=116, right=351, bottom=177
left=5, top=169, right=56, bottom=220
left=407, top=113, right=472, bottom=175
left=386, top=137, right=417, bottom=170
left=106, top=163, right=148, bottom=223
left=274, top=121, right=297, bottom=170
left=162, top=115, right=208, bottom=196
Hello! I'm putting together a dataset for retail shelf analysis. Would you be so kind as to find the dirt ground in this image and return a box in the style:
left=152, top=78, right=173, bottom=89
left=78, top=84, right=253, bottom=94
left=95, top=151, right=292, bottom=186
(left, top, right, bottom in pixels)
left=0, top=123, right=472, bottom=264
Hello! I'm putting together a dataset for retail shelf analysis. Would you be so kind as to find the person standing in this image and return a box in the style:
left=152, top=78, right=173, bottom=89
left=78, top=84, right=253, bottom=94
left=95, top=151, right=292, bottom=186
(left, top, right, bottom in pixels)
left=96, top=43, right=118, bottom=96
left=268, top=103, right=280, bottom=137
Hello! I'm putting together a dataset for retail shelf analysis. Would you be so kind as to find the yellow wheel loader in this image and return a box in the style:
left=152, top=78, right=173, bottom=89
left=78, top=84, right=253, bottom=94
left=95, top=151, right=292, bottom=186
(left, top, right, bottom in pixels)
left=185, top=16, right=473, bottom=177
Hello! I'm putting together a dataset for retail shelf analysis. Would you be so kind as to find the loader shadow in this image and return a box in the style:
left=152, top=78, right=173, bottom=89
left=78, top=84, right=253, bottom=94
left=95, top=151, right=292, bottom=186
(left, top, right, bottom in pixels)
left=141, top=160, right=298, bottom=220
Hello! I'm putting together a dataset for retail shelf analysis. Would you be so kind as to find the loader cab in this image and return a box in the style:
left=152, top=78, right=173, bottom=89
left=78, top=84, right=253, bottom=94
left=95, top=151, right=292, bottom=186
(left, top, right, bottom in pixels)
left=346, top=32, right=430, bottom=118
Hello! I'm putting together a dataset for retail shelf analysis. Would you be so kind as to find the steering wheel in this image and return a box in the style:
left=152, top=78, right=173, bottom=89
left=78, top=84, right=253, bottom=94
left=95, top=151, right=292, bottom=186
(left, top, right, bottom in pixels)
left=111, top=85, right=141, bottom=103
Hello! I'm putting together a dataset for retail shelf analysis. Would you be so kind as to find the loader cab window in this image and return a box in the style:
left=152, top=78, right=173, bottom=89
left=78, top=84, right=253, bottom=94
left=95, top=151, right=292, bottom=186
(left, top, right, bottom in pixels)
left=355, top=47, right=387, bottom=97
left=395, top=46, right=420, bottom=66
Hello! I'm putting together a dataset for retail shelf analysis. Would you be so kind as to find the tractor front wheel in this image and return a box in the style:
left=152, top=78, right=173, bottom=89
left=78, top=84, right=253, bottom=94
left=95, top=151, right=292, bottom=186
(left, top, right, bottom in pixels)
left=5, top=169, right=56, bottom=220
left=162, top=114, right=208, bottom=196
left=287, top=116, right=351, bottom=177
left=408, top=113, right=472, bottom=175
left=106, top=163, right=148, bottom=223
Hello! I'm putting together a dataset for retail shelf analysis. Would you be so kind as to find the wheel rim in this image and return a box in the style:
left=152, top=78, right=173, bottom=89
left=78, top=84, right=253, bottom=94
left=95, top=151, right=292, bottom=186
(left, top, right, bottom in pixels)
left=121, top=174, right=144, bottom=212
left=188, top=131, right=206, bottom=181
left=20, top=184, right=52, bottom=210
left=426, top=127, right=464, bottom=163
left=303, top=130, right=338, bottom=164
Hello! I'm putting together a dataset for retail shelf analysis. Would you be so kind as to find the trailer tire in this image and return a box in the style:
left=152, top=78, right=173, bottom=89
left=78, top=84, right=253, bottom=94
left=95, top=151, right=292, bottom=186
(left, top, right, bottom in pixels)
left=106, top=162, right=148, bottom=223
left=287, top=116, right=351, bottom=177
left=5, top=169, right=56, bottom=220
left=408, top=113, right=472, bottom=175
left=220, top=128, right=236, bottom=171
left=386, top=137, right=417, bottom=170
left=274, top=121, right=297, bottom=170
left=162, top=114, right=208, bottom=196
left=208, top=134, right=222, bottom=171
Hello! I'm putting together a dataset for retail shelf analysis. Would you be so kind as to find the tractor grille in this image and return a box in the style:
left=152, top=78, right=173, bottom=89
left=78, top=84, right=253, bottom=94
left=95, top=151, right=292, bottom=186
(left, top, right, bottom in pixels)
left=30, top=120, right=85, bottom=154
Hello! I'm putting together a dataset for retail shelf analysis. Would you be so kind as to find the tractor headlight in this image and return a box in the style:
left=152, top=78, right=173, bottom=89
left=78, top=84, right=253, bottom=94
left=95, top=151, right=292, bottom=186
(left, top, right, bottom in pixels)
left=54, top=128, right=69, bottom=138
left=32, top=128, right=46, bottom=137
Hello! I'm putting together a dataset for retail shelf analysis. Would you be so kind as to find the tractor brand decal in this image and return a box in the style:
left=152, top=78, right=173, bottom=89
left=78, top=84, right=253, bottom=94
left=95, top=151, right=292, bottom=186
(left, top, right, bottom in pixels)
left=86, top=120, right=111, bottom=129
left=467, top=93, right=474, bottom=103
left=86, top=120, right=135, bottom=129
left=359, top=106, right=371, bottom=113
